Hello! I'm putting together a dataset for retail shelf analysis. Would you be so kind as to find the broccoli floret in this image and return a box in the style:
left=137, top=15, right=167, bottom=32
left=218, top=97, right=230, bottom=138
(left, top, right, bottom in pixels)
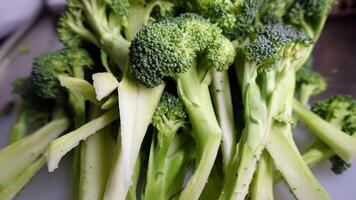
left=145, top=91, right=188, bottom=199
left=129, top=13, right=235, bottom=200
left=59, top=0, right=175, bottom=71
left=285, top=0, right=335, bottom=38
left=258, top=0, right=295, bottom=24
left=31, top=48, right=93, bottom=101
left=296, top=66, right=327, bottom=105
left=309, top=95, right=356, bottom=174
left=9, top=78, right=55, bottom=143
left=182, top=0, right=265, bottom=40
left=151, top=91, right=187, bottom=133
left=129, top=13, right=235, bottom=87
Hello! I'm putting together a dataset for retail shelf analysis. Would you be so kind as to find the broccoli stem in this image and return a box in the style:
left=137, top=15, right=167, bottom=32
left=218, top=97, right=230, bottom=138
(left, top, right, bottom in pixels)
left=220, top=63, right=269, bottom=200
left=298, top=84, right=317, bottom=106
left=165, top=144, right=193, bottom=197
left=267, top=126, right=330, bottom=199
left=303, top=142, right=335, bottom=168
left=58, top=75, right=97, bottom=103
left=46, top=108, right=118, bottom=172
left=127, top=153, right=144, bottom=200
left=0, top=155, right=46, bottom=200
left=250, top=151, right=274, bottom=200
left=293, top=99, right=356, bottom=162
left=104, top=79, right=164, bottom=200
left=0, top=117, right=69, bottom=186
left=144, top=130, right=173, bottom=200
left=8, top=103, right=27, bottom=143
left=125, top=1, right=164, bottom=41
left=211, top=70, right=237, bottom=174
left=176, top=68, right=222, bottom=200
left=78, top=126, right=114, bottom=200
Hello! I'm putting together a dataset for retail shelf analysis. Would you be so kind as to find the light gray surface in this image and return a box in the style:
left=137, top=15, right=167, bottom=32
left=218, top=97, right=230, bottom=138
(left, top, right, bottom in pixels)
left=0, top=14, right=355, bottom=200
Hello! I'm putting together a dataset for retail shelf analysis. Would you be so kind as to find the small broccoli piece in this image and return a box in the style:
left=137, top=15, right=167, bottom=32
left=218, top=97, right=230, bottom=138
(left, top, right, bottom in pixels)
left=293, top=97, right=356, bottom=163
left=59, top=0, right=175, bottom=71
left=286, top=0, right=335, bottom=38
left=144, top=91, right=188, bottom=200
left=129, top=13, right=235, bottom=200
left=9, top=78, right=54, bottom=143
left=258, top=0, right=295, bottom=24
left=0, top=117, right=70, bottom=194
left=302, top=95, right=356, bottom=174
left=296, top=66, right=327, bottom=105
left=31, top=48, right=93, bottom=101
left=182, top=0, right=265, bottom=40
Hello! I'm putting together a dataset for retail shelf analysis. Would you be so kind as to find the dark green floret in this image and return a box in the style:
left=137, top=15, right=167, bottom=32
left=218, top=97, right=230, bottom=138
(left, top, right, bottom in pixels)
left=129, top=13, right=235, bottom=87
left=31, top=48, right=93, bottom=101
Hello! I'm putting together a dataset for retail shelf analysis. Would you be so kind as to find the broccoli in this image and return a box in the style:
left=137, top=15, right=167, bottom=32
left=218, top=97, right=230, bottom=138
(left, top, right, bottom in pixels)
left=129, top=13, right=235, bottom=199
left=250, top=151, right=274, bottom=200
left=182, top=0, right=265, bottom=40
left=0, top=116, right=70, bottom=197
left=59, top=0, right=175, bottom=71
left=301, top=95, right=356, bottom=174
left=59, top=2, right=171, bottom=199
left=31, top=48, right=93, bottom=101
left=293, top=98, right=356, bottom=163
left=295, top=65, right=327, bottom=105
left=144, top=91, right=189, bottom=200
left=219, top=23, right=328, bottom=200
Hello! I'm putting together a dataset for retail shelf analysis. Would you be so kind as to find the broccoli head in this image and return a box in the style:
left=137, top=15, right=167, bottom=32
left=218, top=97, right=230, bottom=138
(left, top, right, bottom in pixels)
left=31, top=48, right=93, bottom=101
left=180, top=0, right=265, bottom=40
left=129, top=13, right=235, bottom=87
left=285, top=0, right=335, bottom=37
left=152, top=91, right=187, bottom=136
left=296, top=66, right=327, bottom=105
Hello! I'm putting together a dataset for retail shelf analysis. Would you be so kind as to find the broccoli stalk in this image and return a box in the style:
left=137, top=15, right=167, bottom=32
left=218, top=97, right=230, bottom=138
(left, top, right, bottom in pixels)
left=211, top=70, right=237, bottom=173
left=46, top=108, right=118, bottom=171
left=0, top=155, right=46, bottom=200
left=250, top=151, right=274, bottom=200
left=0, top=116, right=69, bottom=189
left=295, top=66, right=326, bottom=106
left=78, top=106, right=115, bottom=200
left=144, top=92, right=187, bottom=200
left=128, top=14, right=235, bottom=199
left=293, top=99, right=356, bottom=162
left=8, top=103, right=27, bottom=143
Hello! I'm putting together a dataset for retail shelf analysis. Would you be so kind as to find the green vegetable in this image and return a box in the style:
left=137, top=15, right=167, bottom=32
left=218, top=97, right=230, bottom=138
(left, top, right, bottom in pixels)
left=302, top=95, right=356, bottom=174
left=293, top=99, right=356, bottom=162
left=46, top=108, right=118, bottom=172
left=144, top=91, right=187, bottom=200
left=129, top=13, right=235, bottom=199
left=296, top=66, right=327, bottom=105
left=0, top=117, right=69, bottom=188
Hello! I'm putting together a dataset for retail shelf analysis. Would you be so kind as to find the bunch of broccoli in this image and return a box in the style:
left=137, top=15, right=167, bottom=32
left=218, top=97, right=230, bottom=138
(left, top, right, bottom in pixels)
left=1, top=0, right=356, bottom=200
